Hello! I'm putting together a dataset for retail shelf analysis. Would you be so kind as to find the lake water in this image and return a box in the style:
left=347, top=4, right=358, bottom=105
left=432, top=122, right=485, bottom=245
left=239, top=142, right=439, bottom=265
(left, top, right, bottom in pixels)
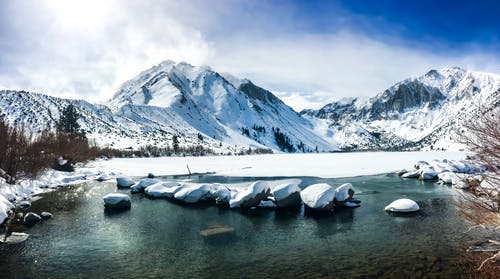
left=0, top=174, right=472, bottom=278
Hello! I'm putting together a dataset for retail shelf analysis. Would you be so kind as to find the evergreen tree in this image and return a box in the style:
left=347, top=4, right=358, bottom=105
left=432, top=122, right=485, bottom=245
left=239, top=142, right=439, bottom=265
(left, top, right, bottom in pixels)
left=172, top=135, right=179, bottom=153
left=57, top=104, right=81, bottom=135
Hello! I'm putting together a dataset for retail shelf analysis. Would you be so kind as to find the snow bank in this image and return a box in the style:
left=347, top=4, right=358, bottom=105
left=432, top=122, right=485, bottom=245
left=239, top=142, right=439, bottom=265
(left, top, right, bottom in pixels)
left=96, top=152, right=465, bottom=178
left=0, top=195, right=14, bottom=225
left=229, top=181, right=270, bottom=208
left=385, top=198, right=420, bottom=213
left=300, top=183, right=335, bottom=211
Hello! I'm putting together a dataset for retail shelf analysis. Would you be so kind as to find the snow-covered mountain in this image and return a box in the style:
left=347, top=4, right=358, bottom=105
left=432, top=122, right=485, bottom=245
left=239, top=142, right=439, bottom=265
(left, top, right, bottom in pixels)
left=302, top=67, right=500, bottom=150
left=0, top=61, right=332, bottom=153
left=0, top=63, right=498, bottom=153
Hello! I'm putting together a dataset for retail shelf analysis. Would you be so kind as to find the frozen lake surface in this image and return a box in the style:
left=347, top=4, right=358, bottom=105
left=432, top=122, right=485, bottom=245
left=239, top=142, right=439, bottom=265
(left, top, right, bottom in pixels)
left=95, top=151, right=466, bottom=178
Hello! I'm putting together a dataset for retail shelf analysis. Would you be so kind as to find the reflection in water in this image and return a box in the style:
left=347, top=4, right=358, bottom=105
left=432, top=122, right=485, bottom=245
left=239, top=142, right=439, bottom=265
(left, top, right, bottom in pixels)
left=0, top=174, right=473, bottom=278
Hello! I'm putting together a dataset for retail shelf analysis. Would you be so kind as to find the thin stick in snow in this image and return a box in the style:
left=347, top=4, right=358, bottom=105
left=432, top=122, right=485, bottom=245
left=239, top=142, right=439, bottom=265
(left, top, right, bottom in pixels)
left=186, top=164, right=191, bottom=176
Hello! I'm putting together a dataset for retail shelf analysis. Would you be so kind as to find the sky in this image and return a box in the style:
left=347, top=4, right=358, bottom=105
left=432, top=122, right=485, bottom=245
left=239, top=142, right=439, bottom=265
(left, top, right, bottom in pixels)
left=0, top=0, right=499, bottom=111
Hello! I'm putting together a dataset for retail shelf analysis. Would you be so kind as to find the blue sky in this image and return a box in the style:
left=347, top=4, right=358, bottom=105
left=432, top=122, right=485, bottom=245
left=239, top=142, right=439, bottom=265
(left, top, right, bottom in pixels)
left=0, top=0, right=498, bottom=110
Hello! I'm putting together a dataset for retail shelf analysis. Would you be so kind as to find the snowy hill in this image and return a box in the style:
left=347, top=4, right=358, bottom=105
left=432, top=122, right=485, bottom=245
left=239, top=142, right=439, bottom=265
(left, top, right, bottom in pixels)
left=0, top=61, right=332, bottom=153
left=302, top=67, right=500, bottom=150
left=1, top=64, right=498, bottom=152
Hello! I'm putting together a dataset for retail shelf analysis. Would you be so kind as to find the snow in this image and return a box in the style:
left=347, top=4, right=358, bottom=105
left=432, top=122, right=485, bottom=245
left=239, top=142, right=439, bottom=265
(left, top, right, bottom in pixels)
left=0, top=195, right=14, bottom=225
left=96, top=152, right=465, bottom=178
left=103, top=193, right=131, bottom=206
left=419, top=168, right=438, bottom=180
left=116, top=176, right=135, bottom=188
left=144, top=183, right=181, bottom=198
left=174, top=184, right=213, bottom=203
left=385, top=198, right=420, bottom=213
left=229, top=181, right=270, bottom=208
left=334, top=183, right=354, bottom=202
left=130, top=178, right=162, bottom=193
left=271, top=183, right=301, bottom=201
left=300, top=183, right=335, bottom=210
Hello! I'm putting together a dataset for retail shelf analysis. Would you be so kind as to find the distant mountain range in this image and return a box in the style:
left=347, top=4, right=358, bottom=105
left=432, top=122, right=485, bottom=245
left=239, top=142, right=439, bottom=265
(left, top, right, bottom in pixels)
left=1, top=61, right=498, bottom=153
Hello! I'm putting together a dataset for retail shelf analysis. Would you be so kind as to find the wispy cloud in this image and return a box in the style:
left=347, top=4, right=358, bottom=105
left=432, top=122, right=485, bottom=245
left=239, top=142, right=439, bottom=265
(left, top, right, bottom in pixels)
left=0, top=0, right=498, bottom=110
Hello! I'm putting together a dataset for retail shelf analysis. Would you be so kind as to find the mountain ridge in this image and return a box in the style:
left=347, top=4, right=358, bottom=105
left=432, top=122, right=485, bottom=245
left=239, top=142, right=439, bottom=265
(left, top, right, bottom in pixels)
left=1, top=61, right=498, bottom=153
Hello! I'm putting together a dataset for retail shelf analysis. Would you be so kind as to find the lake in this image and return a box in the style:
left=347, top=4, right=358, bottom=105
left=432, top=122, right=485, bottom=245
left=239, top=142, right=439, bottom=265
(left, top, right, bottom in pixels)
left=0, top=173, right=472, bottom=278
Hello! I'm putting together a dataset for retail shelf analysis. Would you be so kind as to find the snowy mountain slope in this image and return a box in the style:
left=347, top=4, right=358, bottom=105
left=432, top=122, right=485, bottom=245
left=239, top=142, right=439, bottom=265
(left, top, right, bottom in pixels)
left=108, top=60, right=332, bottom=152
left=0, top=61, right=333, bottom=153
left=302, top=67, right=500, bottom=150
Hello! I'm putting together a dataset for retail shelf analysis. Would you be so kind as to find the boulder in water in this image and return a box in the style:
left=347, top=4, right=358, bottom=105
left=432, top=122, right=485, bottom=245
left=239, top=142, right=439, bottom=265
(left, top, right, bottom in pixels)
left=271, top=183, right=302, bottom=208
left=229, top=181, right=271, bottom=208
left=130, top=178, right=162, bottom=193
left=419, top=168, right=438, bottom=180
left=174, top=184, right=213, bottom=203
left=384, top=198, right=420, bottom=213
left=116, top=176, right=135, bottom=188
left=103, top=193, right=131, bottom=209
left=40, top=212, right=53, bottom=220
left=401, top=170, right=420, bottom=178
left=24, top=212, right=42, bottom=226
left=300, top=183, right=335, bottom=211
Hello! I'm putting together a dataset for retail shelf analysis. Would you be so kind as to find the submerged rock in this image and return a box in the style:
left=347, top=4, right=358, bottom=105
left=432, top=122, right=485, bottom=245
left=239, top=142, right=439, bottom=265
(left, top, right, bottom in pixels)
left=199, top=225, right=234, bottom=237
left=271, top=183, right=302, bottom=208
left=384, top=198, right=420, bottom=213
left=40, top=212, right=53, bottom=220
left=229, top=181, right=271, bottom=208
left=0, top=232, right=29, bottom=244
left=401, top=170, right=420, bottom=178
left=116, top=176, right=135, bottom=188
left=24, top=212, right=42, bottom=226
left=103, top=193, right=131, bottom=209
left=300, top=183, right=335, bottom=211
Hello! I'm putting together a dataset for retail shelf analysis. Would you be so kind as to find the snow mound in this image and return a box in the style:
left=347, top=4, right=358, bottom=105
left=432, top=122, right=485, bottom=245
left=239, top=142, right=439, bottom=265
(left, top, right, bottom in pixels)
left=103, top=193, right=131, bottom=208
left=271, top=183, right=302, bottom=208
left=116, top=176, right=135, bottom=188
left=145, top=183, right=181, bottom=198
left=419, top=168, right=438, bottom=180
left=334, top=183, right=354, bottom=202
left=385, top=198, right=420, bottom=213
left=229, top=181, right=270, bottom=208
left=300, top=183, right=335, bottom=211
left=174, top=184, right=213, bottom=203
left=131, top=178, right=162, bottom=193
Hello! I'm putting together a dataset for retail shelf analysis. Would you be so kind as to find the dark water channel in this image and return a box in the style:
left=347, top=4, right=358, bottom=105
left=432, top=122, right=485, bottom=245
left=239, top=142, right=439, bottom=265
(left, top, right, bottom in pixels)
left=0, top=174, right=472, bottom=278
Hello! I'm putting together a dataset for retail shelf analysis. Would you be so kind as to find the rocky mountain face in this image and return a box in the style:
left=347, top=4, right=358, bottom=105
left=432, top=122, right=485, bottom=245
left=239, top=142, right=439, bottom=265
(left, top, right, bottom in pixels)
left=0, top=63, right=498, bottom=153
left=0, top=61, right=331, bottom=153
left=302, top=67, right=500, bottom=150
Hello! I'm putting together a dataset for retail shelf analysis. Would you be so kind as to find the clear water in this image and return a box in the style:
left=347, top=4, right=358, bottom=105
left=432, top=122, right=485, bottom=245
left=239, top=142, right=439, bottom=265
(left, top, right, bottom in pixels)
left=0, top=174, right=471, bottom=278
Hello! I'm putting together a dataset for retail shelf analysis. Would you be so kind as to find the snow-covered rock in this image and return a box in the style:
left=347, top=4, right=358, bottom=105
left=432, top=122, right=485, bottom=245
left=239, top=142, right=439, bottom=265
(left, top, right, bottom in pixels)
left=0, top=195, right=14, bottom=225
left=103, top=193, right=131, bottom=209
left=438, top=172, right=455, bottom=184
left=384, top=198, right=420, bottom=213
left=300, top=183, right=336, bottom=211
left=334, top=183, right=354, bottom=202
left=419, top=168, right=438, bottom=180
left=214, top=185, right=232, bottom=204
left=41, top=212, right=53, bottom=219
left=130, top=178, right=162, bottom=193
left=229, top=181, right=271, bottom=208
left=144, top=183, right=181, bottom=198
left=401, top=170, right=420, bottom=178
left=271, top=183, right=302, bottom=208
left=430, top=160, right=454, bottom=173
left=174, top=184, right=213, bottom=203
left=97, top=174, right=112, bottom=182
left=18, top=200, right=31, bottom=209
left=116, top=176, right=135, bottom=188
left=24, top=212, right=42, bottom=226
